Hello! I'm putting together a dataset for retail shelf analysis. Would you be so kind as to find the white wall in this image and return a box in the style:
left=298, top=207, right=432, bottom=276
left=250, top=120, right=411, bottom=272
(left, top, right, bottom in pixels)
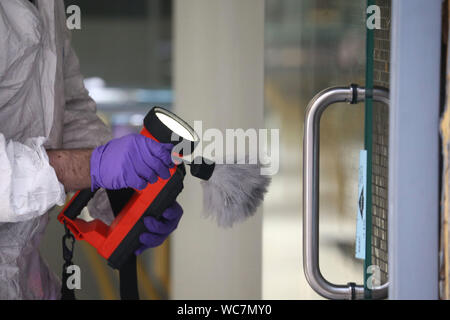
left=172, top=0, right=265, bottom=299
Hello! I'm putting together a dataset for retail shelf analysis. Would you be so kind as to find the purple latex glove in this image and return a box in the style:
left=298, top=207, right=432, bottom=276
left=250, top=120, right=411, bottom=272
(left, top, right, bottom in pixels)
left=90, top=134, right=174, bottom=191
left=135, top=202, right=183, bottom=255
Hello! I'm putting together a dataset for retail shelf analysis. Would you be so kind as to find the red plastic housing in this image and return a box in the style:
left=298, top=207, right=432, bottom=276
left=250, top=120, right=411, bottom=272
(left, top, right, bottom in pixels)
left=57, top=128, right=177, bottom=261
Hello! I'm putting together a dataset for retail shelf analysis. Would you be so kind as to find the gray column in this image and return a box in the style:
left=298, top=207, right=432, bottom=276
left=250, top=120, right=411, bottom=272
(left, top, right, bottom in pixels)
left=171, top=0, right=265, bottom=299
left=388, top=0, right=442, bottom=299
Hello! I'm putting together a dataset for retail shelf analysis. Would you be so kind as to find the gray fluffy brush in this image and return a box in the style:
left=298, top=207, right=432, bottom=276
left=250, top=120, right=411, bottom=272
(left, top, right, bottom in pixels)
left=187, top=156, right=271, bottom=228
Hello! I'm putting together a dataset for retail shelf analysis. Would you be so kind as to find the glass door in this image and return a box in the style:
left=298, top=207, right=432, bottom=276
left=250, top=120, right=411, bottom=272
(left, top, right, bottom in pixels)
left=263, top=0, right=389, bottom=299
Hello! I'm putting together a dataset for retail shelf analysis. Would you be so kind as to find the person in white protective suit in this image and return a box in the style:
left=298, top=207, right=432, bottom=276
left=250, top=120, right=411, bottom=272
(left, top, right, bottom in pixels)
left=0, top=0, right=183, bottom=299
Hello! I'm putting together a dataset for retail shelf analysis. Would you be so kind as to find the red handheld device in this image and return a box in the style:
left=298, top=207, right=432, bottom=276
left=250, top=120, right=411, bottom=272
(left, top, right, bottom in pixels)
left=58, top=107, right=196, bottom=269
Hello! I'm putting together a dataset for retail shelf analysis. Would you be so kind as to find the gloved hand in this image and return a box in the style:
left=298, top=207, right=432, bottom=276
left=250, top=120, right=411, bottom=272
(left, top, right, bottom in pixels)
left=135, top=201, right=183, bottom=255
left=90, top=134, right=174, bottom=191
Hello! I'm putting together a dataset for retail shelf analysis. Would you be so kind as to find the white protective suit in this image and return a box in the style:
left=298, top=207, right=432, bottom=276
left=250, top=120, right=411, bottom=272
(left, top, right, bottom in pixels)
left=0, top=0, right=113, bottom=299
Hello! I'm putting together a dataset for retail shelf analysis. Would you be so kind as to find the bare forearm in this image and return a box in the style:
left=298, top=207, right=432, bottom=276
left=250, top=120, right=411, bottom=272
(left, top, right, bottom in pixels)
left=47, top=149, right=93, bottom=192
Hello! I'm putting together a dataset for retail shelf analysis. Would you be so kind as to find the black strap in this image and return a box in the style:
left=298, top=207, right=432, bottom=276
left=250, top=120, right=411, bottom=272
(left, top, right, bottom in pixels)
left=61, top=224, right=76, bottom=300
left=118, top=257, right=139, bottom=300
left=107, top=189, right=140, bottom=300
left=60, top=188, right=140, bottom=300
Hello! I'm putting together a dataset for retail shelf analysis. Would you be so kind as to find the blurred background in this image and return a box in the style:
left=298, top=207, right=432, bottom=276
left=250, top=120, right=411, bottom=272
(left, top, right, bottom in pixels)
left=40, top=0, right=372, bottom=299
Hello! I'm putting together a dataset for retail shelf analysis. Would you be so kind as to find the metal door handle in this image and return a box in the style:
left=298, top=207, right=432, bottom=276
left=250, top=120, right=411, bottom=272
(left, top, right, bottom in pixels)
left=302, top=84, right=389, bottom=300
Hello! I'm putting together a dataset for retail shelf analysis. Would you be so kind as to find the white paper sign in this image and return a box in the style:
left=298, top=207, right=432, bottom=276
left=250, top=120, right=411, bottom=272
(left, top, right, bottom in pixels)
left=355, top=150, right=367, bottom=260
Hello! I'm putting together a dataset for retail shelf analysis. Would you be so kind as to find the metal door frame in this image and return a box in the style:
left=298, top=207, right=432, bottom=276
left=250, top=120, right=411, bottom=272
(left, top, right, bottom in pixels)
left=388, top=0, right=442, bottom=299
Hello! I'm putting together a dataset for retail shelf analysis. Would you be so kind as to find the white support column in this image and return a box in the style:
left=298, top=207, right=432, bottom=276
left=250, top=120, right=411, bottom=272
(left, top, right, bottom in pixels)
left=389, top=0, right=442, bottom=299
left=171, top=0, right=265, bottom=299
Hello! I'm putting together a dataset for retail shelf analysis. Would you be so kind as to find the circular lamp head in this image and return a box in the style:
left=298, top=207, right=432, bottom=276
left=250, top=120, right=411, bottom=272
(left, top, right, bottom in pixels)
left=144, top=107, right=199, bottom=156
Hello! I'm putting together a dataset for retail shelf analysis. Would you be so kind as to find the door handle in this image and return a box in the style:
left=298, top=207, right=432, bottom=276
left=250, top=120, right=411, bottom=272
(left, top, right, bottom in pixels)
left=302, top=84, right=389, bottom=300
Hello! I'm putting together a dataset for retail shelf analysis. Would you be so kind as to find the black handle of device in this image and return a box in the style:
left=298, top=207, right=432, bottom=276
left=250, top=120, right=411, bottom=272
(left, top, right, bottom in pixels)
left=106, top=165, right=186, bottom=270
left=64, top=189, right=97, bottom=220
